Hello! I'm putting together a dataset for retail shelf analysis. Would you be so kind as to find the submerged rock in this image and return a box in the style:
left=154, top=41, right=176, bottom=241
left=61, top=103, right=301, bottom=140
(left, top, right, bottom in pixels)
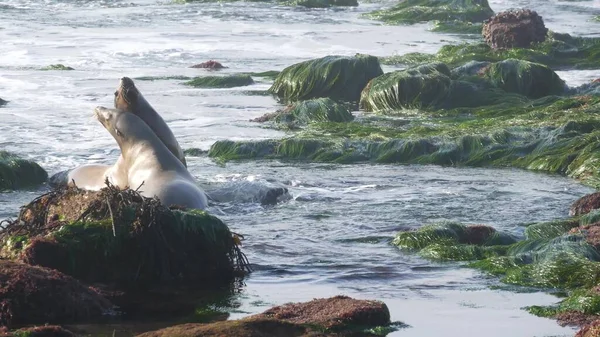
left=366, top=0, right=494, bottom=25
left=207, top=180, right=291, bottom=205
left=184, top=74, right=254, bottom=88
left=190, top=60, right=226, bottom=69
left=269, top=54, right=383, bottom=103
left=0, top=98, right=6, bottom=107
left=137, top=295, right=392, bottom=337
left=252, top=98, right=353, bottom=126
left=571, top=192, right=600, bottom=216
left=0, top=184, right=249, bottom=286
left=483, top=9, right=548, bottom=50
left=0, top=260, right=112, bottom=329
left=0, top=150, right=48, bottom=191
left=291, top=0, right=358, bottom=7
left=482, top=59, right=566, bottom=98
left=40, top=64, right=74, bottom=71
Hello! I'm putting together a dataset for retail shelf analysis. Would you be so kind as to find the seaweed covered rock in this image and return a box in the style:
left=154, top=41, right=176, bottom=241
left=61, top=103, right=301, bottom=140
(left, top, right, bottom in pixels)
left=252, top=98, right=353, bottom=126
left=0, top=325, right=76, bottom=337
left=184, top=74, right=254, bottom=88
left=366, top=0, right=494, bottom=25
left=0, top=151, right=48, bottom=191
left=394, top=222, right=516, bottom=261
left=528, top=288, right=600, bottom=325
left=0, top=260, right=112, bottom=329
left=269, top=55, right=383, bottom=103
left=571, top=192, right=600, bottom=216
left=291, top=0, right=358, bottom=8
left=207, top=180, right=291, bottom=205
left=482, top=59, right=565, bottom=98
left=190, top=60, right=226, bottom=69
left=0, top=184, right=249, bottom=286
left=41, top=64, right=74, bottom=71
left=383, top=32, right=600, bottom=70
left=482, top=9, right=548, bottom=50
left=138, top=296, right=392, bottom=337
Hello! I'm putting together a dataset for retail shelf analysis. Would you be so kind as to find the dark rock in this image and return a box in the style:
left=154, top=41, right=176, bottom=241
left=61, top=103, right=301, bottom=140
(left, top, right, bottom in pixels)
left=207, top=180, right=291, bottom=205
left=190, top=61, right=226, bottom=69
left=0, top=98, right=6, bottom=107
left=137, top=296, right=392, bottom=337
left=482, top=9, right=548, bottom=50
left=0, top=260, right=113, bottom=328
left=570, top=192, right=600, bottom=216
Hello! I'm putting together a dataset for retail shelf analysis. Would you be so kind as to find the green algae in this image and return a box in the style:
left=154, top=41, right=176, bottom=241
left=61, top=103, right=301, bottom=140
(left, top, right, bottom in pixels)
left=184, top=74, right=255, bottom=88
left=381, top=33, right=600, bottom=70
left=40, top=64, right=74, bottom=71
left=528, top=289, right=600, bottom=318
left=0, top=151, right=48, bottom=191
left=483, top=59, right=566, bottom=98
left=269, top=54, right=383, bottom=103
left=260, top=98, right=354, bottom=126
left=134, top=75, right=192, bottom=81
left=580, top=210, right=600, bottom=226
left=524, top=219, right=580, bottom=240
left=288, top=0, right=358, bottom=7
left=245, top=70, right=280, bottom=80
left=430, top=20, right=483, bottom=34
left=365, top=0, right=493, bottom=25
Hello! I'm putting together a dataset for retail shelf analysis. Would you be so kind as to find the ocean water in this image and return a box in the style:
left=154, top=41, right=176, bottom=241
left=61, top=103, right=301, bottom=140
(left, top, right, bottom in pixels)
left=0, top=0, right=599, bottom=335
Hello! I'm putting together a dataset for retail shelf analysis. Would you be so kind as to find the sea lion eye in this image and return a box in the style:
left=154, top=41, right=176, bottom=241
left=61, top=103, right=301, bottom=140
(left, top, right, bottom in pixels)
left=115, top=128, right=122, bottom=137
left=114, top=91, right=118, bottom=97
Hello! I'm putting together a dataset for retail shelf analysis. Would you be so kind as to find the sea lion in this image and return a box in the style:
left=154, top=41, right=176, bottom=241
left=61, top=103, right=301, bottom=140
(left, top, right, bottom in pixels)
left=50, top=77, right=186, bottom=190
left=114, top=77, right=187, bottom=167
left=94, top=106, right=208, bottom=210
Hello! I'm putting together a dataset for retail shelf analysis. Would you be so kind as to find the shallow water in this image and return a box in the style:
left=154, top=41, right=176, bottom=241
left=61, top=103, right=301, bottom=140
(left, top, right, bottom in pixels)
left=0, top=0, right=599, bottom=335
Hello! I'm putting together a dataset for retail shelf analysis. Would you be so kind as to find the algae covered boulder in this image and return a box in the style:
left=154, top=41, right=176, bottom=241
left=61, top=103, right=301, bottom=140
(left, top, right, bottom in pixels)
left=269, top=54, right=383, bottom=103
left=482, top=59, right=566, bottom=98
left=0, top=260, right=112, bottom=329
left=367, top=0, right=494, bottom=25
left=0, top=151, right=48, bottom=191
left=138, top=295, right=393, bottom=337
left=252, top=98, right=353, bottom=126
left=571, top=192, right=600, bottom=216
left=0, top=326, right=76, bottom=337
left=41, top=64, right=74, bottom=71
left=291, top=0, right=358, bottom=8
left=184, top=74, right=254, bottom=88
left=0, top=183, right=249, bottom=286
left=483, top=9, right=548, bottom=50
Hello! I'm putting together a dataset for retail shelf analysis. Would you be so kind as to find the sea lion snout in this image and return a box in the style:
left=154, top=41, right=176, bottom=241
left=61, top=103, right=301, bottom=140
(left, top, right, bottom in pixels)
left=94, top=106, right=114, bottom=125
left=120, top=77, right=135, bottom=89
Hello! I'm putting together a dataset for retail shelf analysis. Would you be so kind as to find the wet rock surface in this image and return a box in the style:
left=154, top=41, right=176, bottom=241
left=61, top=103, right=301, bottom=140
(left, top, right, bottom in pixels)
left=483, top=9, right=548, bottom=49
left=570, top=192, right=600, bottom=216
left=190, top=60, right=226, bottom=69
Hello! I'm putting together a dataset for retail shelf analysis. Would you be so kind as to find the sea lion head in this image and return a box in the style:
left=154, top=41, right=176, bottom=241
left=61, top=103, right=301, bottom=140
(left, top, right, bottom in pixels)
left=114, top=77, right=139, bottom=111
left=94, top=106, right=144, bottom=149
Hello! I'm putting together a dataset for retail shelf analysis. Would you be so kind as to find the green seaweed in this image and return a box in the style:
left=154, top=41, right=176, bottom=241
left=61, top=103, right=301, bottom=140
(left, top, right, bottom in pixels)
left=0, top=151, right=48, bottom=191
left=244, top=71, right=280, bottom=80
left=524, top=219, right=581, bottom=240
left=265, top=98, right=354, bottom=126
left=381, top=33, right=600, bottom=70
left=269, top=54, right=383, bottom=103
left=134, top=75, right=192, bottom=81
left=430, top=20, right=483, bottom=34
left=528, top=289, right=600, bottom=318
left=184, top=74, right=255, bottom=88
left=483, top=59, right=566, bottom=98
left=287, top=0, right=357, bottom=7
left=580, top=210, right=600, bottom=226
left=40, top=64, right=74, bottom=71
left=365, top=0, right=493, bottom=25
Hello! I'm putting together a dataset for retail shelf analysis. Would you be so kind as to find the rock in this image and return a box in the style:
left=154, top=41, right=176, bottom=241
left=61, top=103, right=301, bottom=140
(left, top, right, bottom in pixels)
left=269, top=54, right=383, bottom=103
left=190, top=60, right=226, bottom=69
left=556, top=311, right=600, bottom=327
left=0, top=325, right=76, bottom=337
left=482, top=9, right=548, bottom=50
left=0, top=184, right=249, bottom=286
left=207, top=180, right=292, bottom=205
left=0, top=260, right=113, bottom=328
left=569, top=222, right=600, bottom=249
left=0, top=150, right=48, bottom=191
left=570, top=192, right=600, bottom=216
left=137, top=296, right=392, bottom=337
left=40, top=64, right=74, bottom=71
left=0, top=98, right=6, bottom=107
left=184, top=74, right=254, bottom=88
left=252, top=98, right=354, bottom=126
left=367, top=0, right=494, bottom=25
left=576, top=320, right=600, bottom=337
left=292, top=0, right=358, bottom=8
left=482, top=59, right=566, bottom=98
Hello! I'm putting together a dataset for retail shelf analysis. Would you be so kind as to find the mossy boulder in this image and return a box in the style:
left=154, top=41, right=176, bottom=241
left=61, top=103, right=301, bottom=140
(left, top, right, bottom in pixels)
left=138, top=296, right=393, bottom=337
left=0, top=184, right=249, bottom=286
left=269, top=54, right=383, bottom=103
left=252, top=98, right=353, bottom=126
left=482, top=9, right=548, bottom=50
left=0, top=260, right=113, bottom=329
left=184, top=74, right=255, bottom=88
left=430, top=20, right=483, bottom=34
left=366, top=0, right=494, bottom=25
left=382, top=32, right=600, bottom=70
left=290, top=0, right=358, bottom=7
left=0, top=151, right=48, bottom=191
left=482, top=59, right=566, bottom=98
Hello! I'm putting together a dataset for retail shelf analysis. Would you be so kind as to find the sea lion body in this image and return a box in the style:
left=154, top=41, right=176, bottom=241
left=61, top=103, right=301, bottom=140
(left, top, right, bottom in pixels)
left=54, top=77, right=186, bottom=190
left=94, top=106, right=207, bottom=210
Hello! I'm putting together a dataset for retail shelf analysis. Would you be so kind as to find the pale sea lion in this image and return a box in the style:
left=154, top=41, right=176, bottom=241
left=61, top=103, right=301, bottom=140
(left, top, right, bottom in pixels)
left=94, top=106, right=208, bottom=210
left=50, top=77, right=186, bottom=190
